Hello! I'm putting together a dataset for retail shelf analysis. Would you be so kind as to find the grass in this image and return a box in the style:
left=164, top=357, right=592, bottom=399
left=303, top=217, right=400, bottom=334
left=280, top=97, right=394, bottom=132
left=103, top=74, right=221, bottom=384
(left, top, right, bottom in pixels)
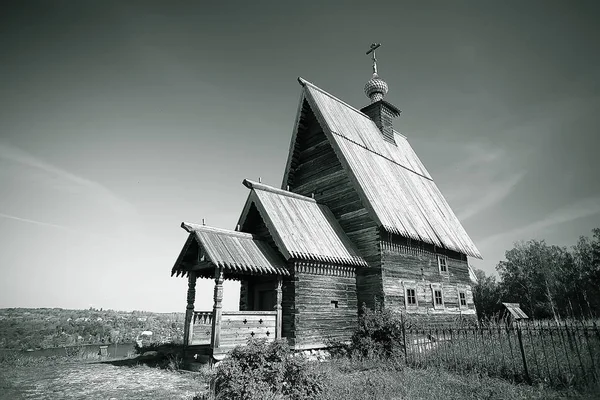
left=314, top=356, right=598, bottom=400
left=1, top=346, right=596, bottom=400
left=405, top=324, right=600, bottom=390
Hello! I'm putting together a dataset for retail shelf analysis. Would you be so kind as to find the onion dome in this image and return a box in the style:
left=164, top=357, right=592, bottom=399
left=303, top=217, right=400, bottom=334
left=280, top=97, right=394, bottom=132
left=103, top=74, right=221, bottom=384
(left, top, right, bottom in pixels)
left=364, top=73, right=388, bottom=103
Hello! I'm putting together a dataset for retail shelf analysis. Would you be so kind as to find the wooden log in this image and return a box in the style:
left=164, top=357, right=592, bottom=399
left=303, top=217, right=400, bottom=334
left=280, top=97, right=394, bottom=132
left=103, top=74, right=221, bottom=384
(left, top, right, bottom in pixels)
left=211, top=267, right=224, bottom=351
left=275, top=276, right=283, bottom=339
left=183, top=272, right=197, bottom=346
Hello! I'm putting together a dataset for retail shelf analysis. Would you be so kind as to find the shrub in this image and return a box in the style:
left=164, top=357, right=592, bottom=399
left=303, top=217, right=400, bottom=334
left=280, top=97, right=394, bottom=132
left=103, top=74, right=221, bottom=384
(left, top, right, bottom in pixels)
left=212, top=339, right=325, bottom=400
left=350, top=303, right=406, bottom=360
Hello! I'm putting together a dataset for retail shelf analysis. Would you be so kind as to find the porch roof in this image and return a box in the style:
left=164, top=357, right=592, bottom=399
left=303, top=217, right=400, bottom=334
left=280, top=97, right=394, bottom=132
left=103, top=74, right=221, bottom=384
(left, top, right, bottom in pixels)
left=171, top=223, right=289, bottom=278
left=238, top=179, right=368, bottom=267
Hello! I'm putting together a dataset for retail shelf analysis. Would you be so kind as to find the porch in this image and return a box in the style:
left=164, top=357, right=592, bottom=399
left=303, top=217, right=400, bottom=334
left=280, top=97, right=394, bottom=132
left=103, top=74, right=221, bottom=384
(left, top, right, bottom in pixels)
left=187, top=310, right=279, bottom=355
left=172, top=223, right=289, bottom=360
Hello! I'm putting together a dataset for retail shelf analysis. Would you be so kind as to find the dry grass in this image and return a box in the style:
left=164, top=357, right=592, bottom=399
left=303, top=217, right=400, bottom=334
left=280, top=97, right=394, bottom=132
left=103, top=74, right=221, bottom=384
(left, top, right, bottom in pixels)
left=317, top=358, right=595, bottom=400
left=0, top=360, right=207, bottom=400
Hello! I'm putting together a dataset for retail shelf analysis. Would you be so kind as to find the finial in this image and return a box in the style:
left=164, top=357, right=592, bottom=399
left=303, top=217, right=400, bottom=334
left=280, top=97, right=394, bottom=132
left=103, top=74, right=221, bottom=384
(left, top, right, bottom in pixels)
left=366, top=43, right=381, bottom=76
left=364, top=43, right=388, bottom=103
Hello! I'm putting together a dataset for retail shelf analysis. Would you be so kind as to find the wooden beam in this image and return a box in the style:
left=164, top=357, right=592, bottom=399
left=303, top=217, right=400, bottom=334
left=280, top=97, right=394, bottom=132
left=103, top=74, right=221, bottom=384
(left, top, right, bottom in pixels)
left=275, top=276, right=283, bottom=339
left=211, top=267, right=224, bottom=351
left=183, top=271, right=197, bottom=346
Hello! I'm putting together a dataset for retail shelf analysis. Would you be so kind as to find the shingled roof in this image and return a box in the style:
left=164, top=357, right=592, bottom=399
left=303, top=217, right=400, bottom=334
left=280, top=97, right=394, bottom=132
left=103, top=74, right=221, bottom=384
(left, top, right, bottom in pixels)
left=284, top=78, right=482, bottom=259
left=238, top=179, right=367, bottom=267
left=171, top=223, right=289, bottom=278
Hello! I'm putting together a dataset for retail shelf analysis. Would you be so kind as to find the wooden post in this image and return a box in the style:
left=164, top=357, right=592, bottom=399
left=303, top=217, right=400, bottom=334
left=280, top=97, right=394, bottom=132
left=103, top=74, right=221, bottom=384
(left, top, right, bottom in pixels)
left=211, top=267, right=224, bottom=351
left=183, top=272, right=197, bottom=346
left=275, top=276, right=283, bottom=339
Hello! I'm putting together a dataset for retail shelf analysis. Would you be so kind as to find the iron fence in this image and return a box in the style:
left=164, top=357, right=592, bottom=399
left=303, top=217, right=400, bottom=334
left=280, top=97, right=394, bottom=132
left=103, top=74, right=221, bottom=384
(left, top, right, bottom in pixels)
left=403, top=320, right=600, bottom=388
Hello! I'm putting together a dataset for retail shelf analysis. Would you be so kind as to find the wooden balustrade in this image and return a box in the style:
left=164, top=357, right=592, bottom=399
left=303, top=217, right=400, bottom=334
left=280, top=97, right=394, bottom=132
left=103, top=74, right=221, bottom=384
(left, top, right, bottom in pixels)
left=188, top=310, right=279, bottom=349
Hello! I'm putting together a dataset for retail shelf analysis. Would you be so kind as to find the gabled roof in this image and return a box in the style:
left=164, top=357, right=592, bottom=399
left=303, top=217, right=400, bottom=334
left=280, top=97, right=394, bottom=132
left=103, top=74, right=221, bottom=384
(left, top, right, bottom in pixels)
left=502, top=303, right=529, bottom=320
left=238, top=179, right=367, bottom=267
left=282, top=78, right=482, bottom=259
left=171, top=223, right=289, bottom=278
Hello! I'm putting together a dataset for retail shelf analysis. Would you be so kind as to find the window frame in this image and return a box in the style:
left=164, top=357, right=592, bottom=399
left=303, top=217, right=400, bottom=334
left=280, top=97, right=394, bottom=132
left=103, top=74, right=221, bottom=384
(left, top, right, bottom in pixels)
left=430, top=284, right=445, bottom=309
left=403, top=281, right=418, bottom=309
left=459, top=290, right=468, bottom=309
left=437, top=255, right=448, bottom=273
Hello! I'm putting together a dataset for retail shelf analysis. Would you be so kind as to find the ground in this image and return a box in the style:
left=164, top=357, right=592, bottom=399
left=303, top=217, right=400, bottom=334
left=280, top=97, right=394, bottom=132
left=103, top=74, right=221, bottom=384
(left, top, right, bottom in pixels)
left=0, top=361, right=205, bottom=400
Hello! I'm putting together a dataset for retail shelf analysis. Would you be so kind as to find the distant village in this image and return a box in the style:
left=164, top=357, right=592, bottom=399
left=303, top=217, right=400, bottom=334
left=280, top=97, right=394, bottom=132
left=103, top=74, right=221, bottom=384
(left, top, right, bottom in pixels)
left=0, top=308, right=185, bottom=350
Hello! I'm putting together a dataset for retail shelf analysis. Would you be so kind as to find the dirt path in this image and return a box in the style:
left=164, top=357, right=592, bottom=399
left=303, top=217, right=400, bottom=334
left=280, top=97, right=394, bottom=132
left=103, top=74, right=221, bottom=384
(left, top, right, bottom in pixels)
left=0, top=361, right=206, bottom=400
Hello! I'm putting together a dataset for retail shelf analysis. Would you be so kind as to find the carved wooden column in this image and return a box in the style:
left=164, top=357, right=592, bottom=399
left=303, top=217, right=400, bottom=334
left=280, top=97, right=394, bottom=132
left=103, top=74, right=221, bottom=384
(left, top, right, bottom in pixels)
left=183, top=271, right=197, bottom=346
left=275, top=276, right=283, bottom=339
left=210, top=267, right=224, bottom=351
left=239, top=281, right=249, bottom=311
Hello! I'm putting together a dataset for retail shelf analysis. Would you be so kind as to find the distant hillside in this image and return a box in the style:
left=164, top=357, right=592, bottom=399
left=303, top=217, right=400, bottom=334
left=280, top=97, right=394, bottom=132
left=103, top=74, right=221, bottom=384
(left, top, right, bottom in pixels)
left=0, top=308, right=185, bottom=350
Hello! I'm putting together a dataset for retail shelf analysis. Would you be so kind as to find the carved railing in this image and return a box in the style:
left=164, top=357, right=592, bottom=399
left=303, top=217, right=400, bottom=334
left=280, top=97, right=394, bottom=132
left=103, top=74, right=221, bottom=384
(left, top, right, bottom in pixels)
left=188, top=310, right=278, bottom=349
left=190, top=311, right=213, bottom=345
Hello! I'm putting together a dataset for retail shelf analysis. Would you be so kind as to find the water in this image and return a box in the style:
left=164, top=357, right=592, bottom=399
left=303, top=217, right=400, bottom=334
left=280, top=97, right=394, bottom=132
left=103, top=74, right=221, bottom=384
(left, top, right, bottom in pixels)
left=0, top=342, right=136, bottom=358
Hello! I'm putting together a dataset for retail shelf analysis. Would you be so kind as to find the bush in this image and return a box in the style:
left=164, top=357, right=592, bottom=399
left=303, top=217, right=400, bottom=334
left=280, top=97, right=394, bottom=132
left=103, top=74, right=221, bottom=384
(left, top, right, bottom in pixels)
left=350, top=303, right=406, bottom=360
left=212, top=339, right=325, bottom=400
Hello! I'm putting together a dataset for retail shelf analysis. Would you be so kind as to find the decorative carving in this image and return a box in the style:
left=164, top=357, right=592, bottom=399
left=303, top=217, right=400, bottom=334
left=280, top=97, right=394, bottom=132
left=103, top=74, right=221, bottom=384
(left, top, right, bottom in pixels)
left=183, top=272, right=197, bottom=346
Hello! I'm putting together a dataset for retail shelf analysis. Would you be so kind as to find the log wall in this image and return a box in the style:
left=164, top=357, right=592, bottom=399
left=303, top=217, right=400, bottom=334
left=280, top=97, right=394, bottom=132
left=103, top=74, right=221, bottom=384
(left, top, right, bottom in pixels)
left=290, top=261, right=358, bottom=349
left=284, top=102, right=383, bottom=311
left=380, top=233, right=476, bottom=325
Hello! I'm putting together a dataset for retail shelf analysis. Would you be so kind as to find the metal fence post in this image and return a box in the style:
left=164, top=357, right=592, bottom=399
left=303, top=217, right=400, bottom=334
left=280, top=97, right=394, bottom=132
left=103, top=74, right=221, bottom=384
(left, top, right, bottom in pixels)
left=516, top=323, right=531, bottom=384
left=401, top=316, right=408, bottom=365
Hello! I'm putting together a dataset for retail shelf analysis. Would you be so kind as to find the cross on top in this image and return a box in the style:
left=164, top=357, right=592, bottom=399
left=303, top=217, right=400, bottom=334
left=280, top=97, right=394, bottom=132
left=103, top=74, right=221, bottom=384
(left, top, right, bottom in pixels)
left=366, top=43, right=381, bottom=75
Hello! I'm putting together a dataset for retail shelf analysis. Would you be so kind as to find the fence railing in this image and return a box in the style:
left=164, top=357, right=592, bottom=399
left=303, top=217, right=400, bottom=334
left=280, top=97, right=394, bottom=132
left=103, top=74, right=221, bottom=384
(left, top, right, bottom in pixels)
left=403, top=320, right=600, bottom=388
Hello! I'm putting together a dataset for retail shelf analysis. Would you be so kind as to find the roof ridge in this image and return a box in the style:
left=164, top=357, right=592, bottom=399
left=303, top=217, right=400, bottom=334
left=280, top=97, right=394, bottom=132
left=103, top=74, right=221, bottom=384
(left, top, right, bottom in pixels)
left=299, top=80, right=431, bottom=182
left=181, top=222, right=257, bottom=239
left=242, top=179, right=317, bottom=203
left=298, top=77, right=370, bottom=119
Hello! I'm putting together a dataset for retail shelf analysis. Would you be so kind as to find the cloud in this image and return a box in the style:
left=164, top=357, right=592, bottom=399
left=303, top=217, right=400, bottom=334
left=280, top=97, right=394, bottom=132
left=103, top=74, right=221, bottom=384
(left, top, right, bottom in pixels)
left=478, top=195, right=600, bottom=250
left=0, top=212, right=113, bottom=241
left=457, top=172, right=525, bottom=221
left=0, top=142, right=135, bottom=215
left=0, top=212, right=78, bottom=233
left=437, top=141, right=525, bottom=222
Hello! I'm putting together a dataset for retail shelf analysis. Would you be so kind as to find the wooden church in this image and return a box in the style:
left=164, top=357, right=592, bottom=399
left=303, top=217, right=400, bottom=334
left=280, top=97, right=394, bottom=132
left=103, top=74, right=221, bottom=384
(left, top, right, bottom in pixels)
left=171, top=45, right=482, bottom=358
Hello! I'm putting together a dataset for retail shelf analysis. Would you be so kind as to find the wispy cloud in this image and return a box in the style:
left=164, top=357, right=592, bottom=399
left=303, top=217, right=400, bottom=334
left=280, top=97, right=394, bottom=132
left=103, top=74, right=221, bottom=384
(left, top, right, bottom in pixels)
left=0, top=212, right=112, bottom=241
left=0, top=212, right=78, bottom=233
left=478, top=195, right=600, bottom=250
left=437, top=141, right=525, bottom=222
left=457, top=172, right=525, bottom=221
left=0, top=142, right=135, bottom=215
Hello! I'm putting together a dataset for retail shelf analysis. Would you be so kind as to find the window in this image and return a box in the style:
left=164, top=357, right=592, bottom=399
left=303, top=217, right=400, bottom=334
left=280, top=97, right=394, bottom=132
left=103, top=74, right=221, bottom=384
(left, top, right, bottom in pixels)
left=406, top=288, right=416, bottom=305
left=459, top=292, right=467, bottom=308
left=431, top=284, right=444, bottom=309
left=330, top=300, right=339, bottom=309
left=434, top=290, right=443, bottom=306
left=438, top=256, right=448, bottom=273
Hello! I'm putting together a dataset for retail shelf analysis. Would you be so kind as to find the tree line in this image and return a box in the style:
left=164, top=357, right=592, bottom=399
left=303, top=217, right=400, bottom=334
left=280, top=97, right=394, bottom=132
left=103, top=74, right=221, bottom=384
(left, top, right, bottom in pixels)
left=473, top=228, right=600, bottom=321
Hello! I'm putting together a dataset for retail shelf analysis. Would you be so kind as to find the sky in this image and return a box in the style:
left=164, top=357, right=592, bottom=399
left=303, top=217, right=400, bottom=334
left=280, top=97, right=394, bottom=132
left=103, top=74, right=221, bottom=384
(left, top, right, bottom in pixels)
left=1, top=1, right=599, bottom=313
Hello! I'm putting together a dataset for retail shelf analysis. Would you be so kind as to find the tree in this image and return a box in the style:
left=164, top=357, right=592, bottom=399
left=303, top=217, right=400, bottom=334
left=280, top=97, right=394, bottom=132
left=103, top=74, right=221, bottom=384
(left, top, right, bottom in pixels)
left=472, top=269, right=502, bottom=320
left=495, top=229, right=600, bottom=320
left=496, top=240, right=570, bottom=320
left=570, top=228, right=600, bottom=317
